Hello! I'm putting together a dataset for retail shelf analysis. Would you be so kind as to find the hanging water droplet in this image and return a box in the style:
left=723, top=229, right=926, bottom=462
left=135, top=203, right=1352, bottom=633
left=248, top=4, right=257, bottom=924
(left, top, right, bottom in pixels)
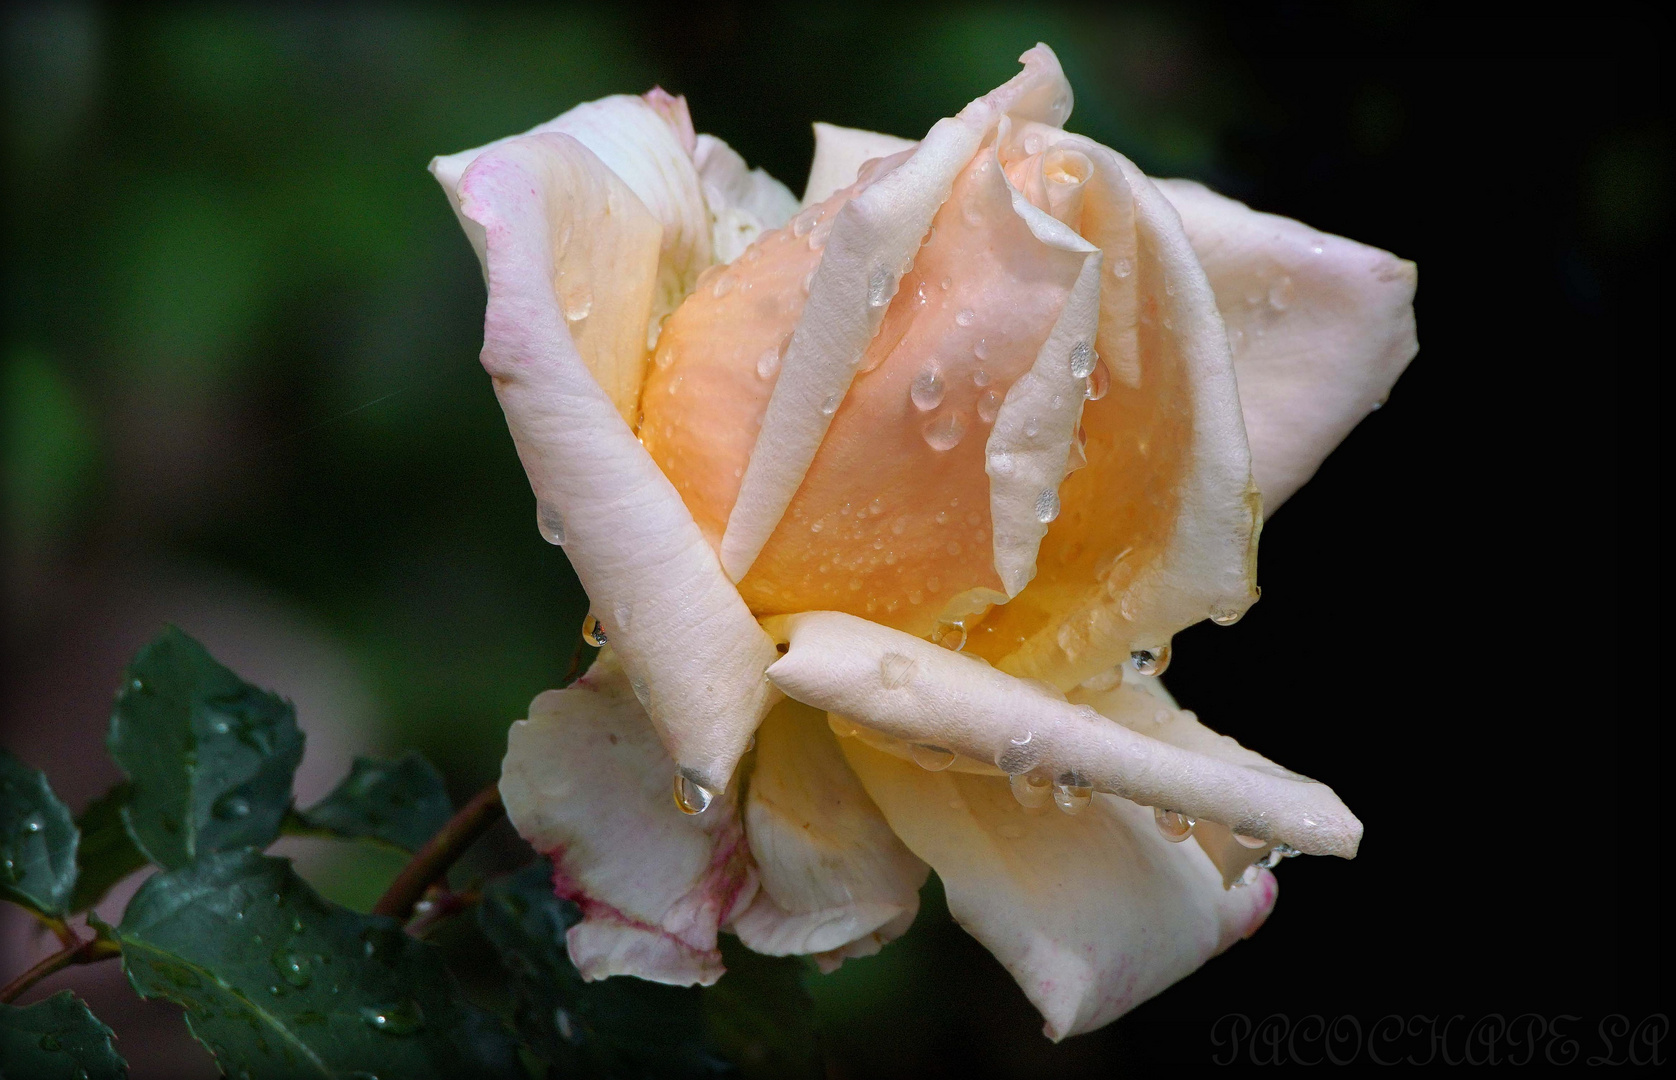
left=910, top=744, right=956, bottom=771
left=562, top=286, right=593, bottom=323
left=879, top=652, right=916, bottom=689
left=1234, top=863, right=1262, bottom=888
left=536, top=502, right=566, bottom=545
left=1052, top=780, right=1092, bottom=815
left=1129, top=644, right=1171, bottom=676
left=581, top=614, right=608, bottom=647
left=1008, top=771, right=1052, bottom=809
left=910, top=369, right=946, bottom=411
left=868, top=267, right=895, bottom=308
left=930, top=620, right=967, bottom=651
left=1154, top=808, right=1195, bottom=842
left=1034, top=489, right=1060, bottom=524
left=923, top=412, right=967, bottom=452
left=673, top=773, right=715, bottom=815
left=213, top=794, right=251, bottom=821
left=272, top=949, right=313, bottom=987
left=1085, top=358, right=1110, bottom=401
left=756, top=346, right=783, bottom=380
left=1234, top=831, right=1268, bottom=849
left=1068, top=340, right=1095, bottom=378
left=1209, top=603, right=1245, bottom=626
left=360, top=1001, right=425, bottom=1035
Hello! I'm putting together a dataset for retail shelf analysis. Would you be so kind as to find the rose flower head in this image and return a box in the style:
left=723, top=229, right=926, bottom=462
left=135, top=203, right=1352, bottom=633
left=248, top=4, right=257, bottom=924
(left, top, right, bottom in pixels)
left=430, top=45, right=1416, bottom=1038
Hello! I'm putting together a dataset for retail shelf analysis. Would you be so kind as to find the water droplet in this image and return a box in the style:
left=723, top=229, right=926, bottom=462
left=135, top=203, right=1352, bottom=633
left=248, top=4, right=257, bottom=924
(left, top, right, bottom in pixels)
left=910, top=369, right=946, bottom=411
left=1024, top=132, right=1045, bottom=155
left=1034, top=490, right=1061, bottom=524
left=360, top=1001, right=424, bottom=1035
left=1085, top=358, right=1109, bottom=400
left=1209, top=603, right=1245, bottom=626
left=1234, top=831, right=1268, bottom=849
left=756, top=346, right=783, bottom=380
left=955, top=308, right=976, bottom=327
left=828, top=715, right=859, bottom=738
left=809, top=217, right=834, bottom=250
left=1257, top=842, right=1300, bottom=869
left=272, top=949, right=313, bottom=987
left=1129, top=644, right=1171, bottom=677
left=129, top=678, right=144, bottom=693
left=581, top=614, right=608, bottom=648
left=1068, top=340, right=1095, bottom=378
left=1234, top=864, right=1262, bottom=888
left=792, top=207, right=820, bottom=237
left=930, top=621, right=967, bottom=651
left=868, top=267, right=895, bottom=308
left=820, top=392, right=841, bottom=416
left=976, top=390, right=1002, bottom=424
left=710, top=273, right=735, bottom=299
left=1268, top=276, right=1294, bottom=311
left=213, top=794, right=251, bottom=820
left=23, top=814, right=43, bottom=833
left=923, top=412, right=967, bottom=452
left=879, top=652, right=916, bottom=689
left=910, top=744, right=956, bottom=771
left=555, top=1007, right=576, bottom=1042
left=673, top=773, right=715, bottom=815
left=995, top=731, right=1044, bottom=776
left=1111, top=256, right=1132, bottom=279
left=1052, top=780, right=1092, bottom=815
left=1008, top=771, right=1052, bottom=809
left=1371, top=396, right=1387, bottom=411
left=1154, top=808, right=1195, bottom=842
left=536, top=502, right=566, bottom=545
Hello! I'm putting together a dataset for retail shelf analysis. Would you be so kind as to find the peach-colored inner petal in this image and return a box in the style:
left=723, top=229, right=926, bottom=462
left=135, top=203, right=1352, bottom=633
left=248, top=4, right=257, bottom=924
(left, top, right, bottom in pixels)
left=643, top=144, right=1088, bottom=636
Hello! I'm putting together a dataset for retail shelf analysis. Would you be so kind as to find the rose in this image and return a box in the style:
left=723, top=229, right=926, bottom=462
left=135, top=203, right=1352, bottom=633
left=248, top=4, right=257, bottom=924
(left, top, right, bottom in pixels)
left=430, top=45, right=1416, bottom=1039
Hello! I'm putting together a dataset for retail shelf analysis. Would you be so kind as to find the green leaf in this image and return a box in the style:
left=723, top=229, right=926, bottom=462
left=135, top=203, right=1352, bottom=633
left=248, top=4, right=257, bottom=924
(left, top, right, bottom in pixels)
left=112, top=850, right=522, bottom=1080
left=107, top=626, right=304, bottom=869
left=478, top=861, right=821, bottom=1079
left=0, top=990, right=127, bottom=1080
left=297, top=754, right=453, bottom=852
left=69, top=783, right=148, bottom=914
left=0, top=750, right=78, bottom=916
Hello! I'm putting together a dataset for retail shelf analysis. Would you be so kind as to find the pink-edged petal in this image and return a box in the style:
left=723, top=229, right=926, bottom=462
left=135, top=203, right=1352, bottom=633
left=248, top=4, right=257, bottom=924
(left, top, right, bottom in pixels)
left=1156, top=179, right=1419, bottom=511
left=969, top=134, right=1261, bottom=691
left=840, top=738, right=1277, bottom=1039
left=693, top=133, right=800, bottom=265
left=500, top=651, right=758, bottom=986
left=801, top=122, right=918, bottom=206
left=431, top=90, right=713, bottom=340
left=719, top=44, right=1076, bottom=583
left=459, top=139, right=780, bottom=792
left=768, top=611, right=1360, bottom=858
left=730, top=699, right=927, bottom=959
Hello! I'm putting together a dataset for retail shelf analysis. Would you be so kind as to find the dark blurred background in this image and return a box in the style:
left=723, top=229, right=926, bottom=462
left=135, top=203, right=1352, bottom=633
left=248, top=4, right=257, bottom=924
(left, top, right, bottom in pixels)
left=2, top=3, right=1662, bottom=1075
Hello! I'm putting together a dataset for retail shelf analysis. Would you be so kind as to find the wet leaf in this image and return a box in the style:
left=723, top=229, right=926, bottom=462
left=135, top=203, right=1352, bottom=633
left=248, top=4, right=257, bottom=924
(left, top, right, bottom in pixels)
left=69, top=783, right=147, bottom=914
left=478, top=860, right=821, bottom=1079
left=0, top=749, right=78, bottom=916
left=112, top=850, right=522, bottom=1080
left=297, top=754, right=453, bottom=852
left=107, top=627, right=304, bottom=869
left=0, top=991, right=127, bottom=1080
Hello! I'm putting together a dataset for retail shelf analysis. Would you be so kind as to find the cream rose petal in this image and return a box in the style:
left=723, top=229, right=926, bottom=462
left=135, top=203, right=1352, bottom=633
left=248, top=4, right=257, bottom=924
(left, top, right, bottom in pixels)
left=719, top=44, right=1076, bottom=582
left=1155, top=179, right=1419, bottom=511
left=801, top=122, right=918, bottom=206
left=431, top=90, right=713, bottom=345
left=971, top=135, right=1261, bottom=691
left=457, top=134, right=780, bottom=792
left=730, top=699, right=928, bottom=959
left=840, top=738, right=1277, bottom=1040
left=768, top=611, right=1360, bottom=857
left=500, top=652, right=758, bottom=986
left=694, top=133, right=800, bottom=265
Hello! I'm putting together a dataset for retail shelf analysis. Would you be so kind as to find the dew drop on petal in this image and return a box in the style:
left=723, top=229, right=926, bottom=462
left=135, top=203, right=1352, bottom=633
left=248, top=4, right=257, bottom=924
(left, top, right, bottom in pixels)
left=1085, top=358, right=1110, bottom=401
left=930, top=620, right=967, bottom=651
left=581, top=614, right=608, bottom=647
left=955, top=307, right=976, bottom=327
left=910, top=744, right=956, bottom=771
left=1111, top=256, right=1133, bottom=279
left=1234, top=831, right=1268, bottom=849
left=756, top=346, right=783, bottom=380
left=1210, top=603, right=1245, bottom=626
left=1129, top=644, right=1171, bottom=676
left=673, top=773, right=715, bottom=815
left=1068, top=340, right=1095, bottom=378
left=828, top=715, right=859, bottom=738
left=1154, top=808, right=1195, bottom=842
left=1009, top=771, right=1053, bottom=809
left=712, top=273, right=735, bottom=299
left=1034, top=489, right=1061, bottom=524
left=1052, top=781, right=1092, bottom=815
left=1234, top=864, right=1262, bottom=888
left=792, top=207, right=819, bottom=237
left=868, top=267, right=895, bottom=308
left=974, top=338, right=989, bottom=361
left=879, top=652, right=916, bottom=689
left=995, top=731, right=1043, bottom=776
left=536, top=502, right=566, bottom=545
left=1268, top=276, right=1295, bottom=311
left=910, top=369, right=946, bottom=411
left=820, top=392, right=841, bottom=416
left=976, top=390, right=1002, bottom=424
left=923, top=411, right=967, bottom=452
